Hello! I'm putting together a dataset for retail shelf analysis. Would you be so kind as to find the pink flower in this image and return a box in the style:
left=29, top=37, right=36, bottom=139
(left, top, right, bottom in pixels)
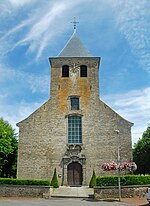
left=101, top=161, right=137, bottom=171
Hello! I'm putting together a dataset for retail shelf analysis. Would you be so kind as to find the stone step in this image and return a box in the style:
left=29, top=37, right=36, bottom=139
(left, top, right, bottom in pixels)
left=51, top=186, right=94, bottom=198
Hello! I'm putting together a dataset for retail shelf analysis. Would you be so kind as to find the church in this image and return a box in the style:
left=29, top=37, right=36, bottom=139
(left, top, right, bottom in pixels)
left=17, top=25, right=133, bottom=186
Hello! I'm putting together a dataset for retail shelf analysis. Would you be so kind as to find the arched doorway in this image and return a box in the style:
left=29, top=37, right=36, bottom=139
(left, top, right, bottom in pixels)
left=67, top=162, right=82, bottom=186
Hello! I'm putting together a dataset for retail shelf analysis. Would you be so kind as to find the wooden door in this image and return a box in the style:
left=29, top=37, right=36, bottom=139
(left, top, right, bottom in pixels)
left=67, top=162, right=82, bottom=186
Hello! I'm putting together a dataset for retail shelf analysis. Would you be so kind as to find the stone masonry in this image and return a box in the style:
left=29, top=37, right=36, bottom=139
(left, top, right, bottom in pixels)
left=17, top=32, right=133, bottom=186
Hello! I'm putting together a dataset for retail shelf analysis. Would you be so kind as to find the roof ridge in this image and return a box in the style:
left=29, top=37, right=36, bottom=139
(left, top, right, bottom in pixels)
left=57, top=32, right=76, bottom=57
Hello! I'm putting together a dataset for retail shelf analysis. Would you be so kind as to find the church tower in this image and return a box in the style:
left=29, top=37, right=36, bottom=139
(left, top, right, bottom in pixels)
left=17, top=26, right=133, bottom=186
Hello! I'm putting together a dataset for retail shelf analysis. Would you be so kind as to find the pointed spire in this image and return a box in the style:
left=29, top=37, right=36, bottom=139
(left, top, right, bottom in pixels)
left=57, top=18, right=93, bottom=57
left=57, top=30, right=93, bottom=57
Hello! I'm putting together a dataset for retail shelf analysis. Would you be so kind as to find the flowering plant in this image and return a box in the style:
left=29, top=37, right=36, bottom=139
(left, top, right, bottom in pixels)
left=123, top=162, right=137, bottom=172
left=101, top=161, right=117, bottom=171
left=101, top=161, right=137, bottom=172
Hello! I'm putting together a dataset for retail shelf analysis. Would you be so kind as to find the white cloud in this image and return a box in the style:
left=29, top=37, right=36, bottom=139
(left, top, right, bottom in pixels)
left=0, top=0, right=83, bottom=60
left=0, top=0, right=149, bottom=67
left=0, top=0, right=36, bottom=17
left=0, top=64, right=49, bottom=94
left=0, top=0, right=149, bottom=146
left=0, top=101, right=42, bottom=134
left=8, top=0, right=35, bottom=7
left=27, top=74, right=49, bottom=94
left=112, top=0, right=150, bottom=74
left=0, top=63, right=49, bottom=135
left=0, top=18, right=34, bottom=42
left=102, top=87, right=150, bottom=145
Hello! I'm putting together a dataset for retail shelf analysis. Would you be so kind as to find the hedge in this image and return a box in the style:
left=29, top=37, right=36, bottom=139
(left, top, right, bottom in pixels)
left=96, top=175, right=150, bottom=186
left=0, top=178, right=50, bottom=186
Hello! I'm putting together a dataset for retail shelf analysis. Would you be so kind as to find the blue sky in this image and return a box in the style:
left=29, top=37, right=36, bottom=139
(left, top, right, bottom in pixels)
left=0, top=0, right=150, bottom=145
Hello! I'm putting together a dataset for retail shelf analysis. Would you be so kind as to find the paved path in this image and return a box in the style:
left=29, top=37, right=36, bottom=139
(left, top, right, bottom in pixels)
left=0, top=198, right=133, bottom=206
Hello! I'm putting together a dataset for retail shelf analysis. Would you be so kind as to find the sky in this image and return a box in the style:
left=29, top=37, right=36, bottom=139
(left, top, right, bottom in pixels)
left=0, top=0, right=150, bottom=146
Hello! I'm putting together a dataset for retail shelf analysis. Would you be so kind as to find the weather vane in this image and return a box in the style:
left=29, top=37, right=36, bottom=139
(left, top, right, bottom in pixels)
left=71, top=17, right=79, bottom=32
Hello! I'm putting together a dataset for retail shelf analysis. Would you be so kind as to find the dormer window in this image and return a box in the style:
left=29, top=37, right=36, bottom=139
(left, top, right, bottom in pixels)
left=80, top=65, right=87, bottom=77
left=71, top=97, right=79, bottom=110
left=62, top=65, right=69, bottom=77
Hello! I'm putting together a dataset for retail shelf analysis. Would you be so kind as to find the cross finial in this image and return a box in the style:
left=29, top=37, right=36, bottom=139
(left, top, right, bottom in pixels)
left=71, top=17, right=79, bottom=32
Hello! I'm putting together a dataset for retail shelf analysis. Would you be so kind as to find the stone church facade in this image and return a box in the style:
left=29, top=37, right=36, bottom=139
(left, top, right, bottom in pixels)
left=17, top=31, right=133, bottom=186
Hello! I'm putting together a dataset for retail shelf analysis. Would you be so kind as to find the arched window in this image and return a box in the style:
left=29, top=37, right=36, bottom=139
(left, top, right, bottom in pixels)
left=80, top=65, right=87, bottom=77
left=68, top=115, right=82, bottom=144
left=62, top=65, right=69, bottom=77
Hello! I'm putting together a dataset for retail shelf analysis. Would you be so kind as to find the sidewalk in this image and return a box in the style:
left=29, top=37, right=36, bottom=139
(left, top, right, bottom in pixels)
left=0, top=197, right=149, bottom=206
left=122, top=197, right=149, bottom=206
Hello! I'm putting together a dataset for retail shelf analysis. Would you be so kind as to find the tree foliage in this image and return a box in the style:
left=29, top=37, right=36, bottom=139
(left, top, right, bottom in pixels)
left=0, top=118, right=18, bottom=177
left=133, top=126, right=150, bottom=174
left=89, top=170, right=96, bottom=188
left=50, top=168, right=59, bottom=188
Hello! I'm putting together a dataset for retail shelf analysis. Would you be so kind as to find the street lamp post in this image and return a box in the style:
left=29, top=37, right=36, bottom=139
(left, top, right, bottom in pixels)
left=101, top=130, right=137, bottom=201
left=115, top=129, right=121, bottom=202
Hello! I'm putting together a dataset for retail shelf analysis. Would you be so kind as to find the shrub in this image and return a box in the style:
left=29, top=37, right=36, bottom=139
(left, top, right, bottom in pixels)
left=50, top=168, right=59, bottom=188
left=96, top=176, right=118, bottom=186
left=89, top=170, right=96, bottom=188
left=96, top=175, right=150, bottom=186
left=121, top=175, right=150, bottom=185
left=0, top=178, right=50, bottom=186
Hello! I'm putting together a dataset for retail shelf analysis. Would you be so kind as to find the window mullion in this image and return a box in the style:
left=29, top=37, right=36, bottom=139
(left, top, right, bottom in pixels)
left=68, top=116, right=82, bottom=144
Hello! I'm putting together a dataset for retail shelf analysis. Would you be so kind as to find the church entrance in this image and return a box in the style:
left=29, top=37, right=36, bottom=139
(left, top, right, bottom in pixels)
left=67, top=162, right=82, bottom=186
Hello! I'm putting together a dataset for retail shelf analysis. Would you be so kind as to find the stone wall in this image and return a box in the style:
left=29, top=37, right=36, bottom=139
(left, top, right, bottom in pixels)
left=94, top=185, right=150, bottom=199
left=0, top=185, right=51, bottom=198
left=17, top=56, right=133, bottom=186
left=0, top=185, right=149, bottom=199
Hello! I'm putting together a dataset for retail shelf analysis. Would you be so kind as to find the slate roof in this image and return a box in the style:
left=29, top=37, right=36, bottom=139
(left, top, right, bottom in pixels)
left=57, top=32, right=93, bottom=57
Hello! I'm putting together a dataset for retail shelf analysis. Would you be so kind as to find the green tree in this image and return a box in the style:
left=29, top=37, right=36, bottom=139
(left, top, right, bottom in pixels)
left=89, top=170, right=96, bottom=188
left=50, top=168, right=59, bottom=188
left=0, top=118, right=18, bottom=177
left=133, top=126, right=150, bottom=174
